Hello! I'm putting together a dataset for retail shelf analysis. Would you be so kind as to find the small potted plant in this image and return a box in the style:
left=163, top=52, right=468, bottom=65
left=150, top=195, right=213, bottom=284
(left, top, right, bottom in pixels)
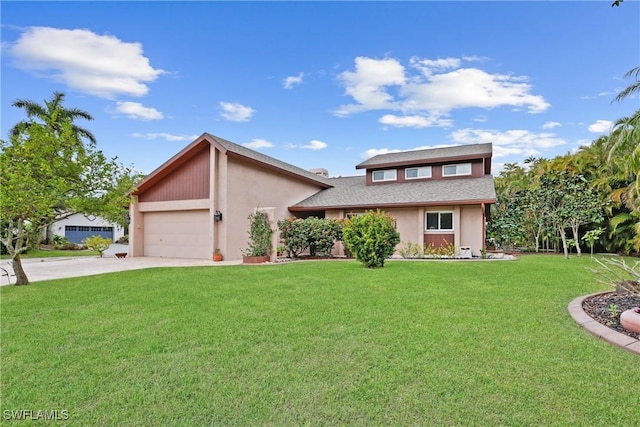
left=212, top=248, right=223, bottom=262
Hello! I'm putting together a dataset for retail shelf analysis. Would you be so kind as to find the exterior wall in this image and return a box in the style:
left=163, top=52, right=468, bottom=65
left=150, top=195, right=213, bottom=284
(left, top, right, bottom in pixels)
left=366, top=159, right=486, bottom=185
left=325, top=205, right=485, bottom=258
left=459, top=205, right=484, bottom=256
left=218, top=156, right=326, bottom=261
left=50, top=213, right=125, bottom=243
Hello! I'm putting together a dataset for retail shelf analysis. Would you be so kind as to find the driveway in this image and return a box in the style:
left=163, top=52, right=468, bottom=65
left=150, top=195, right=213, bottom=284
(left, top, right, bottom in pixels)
left=0, top=244, right=241, bottom=285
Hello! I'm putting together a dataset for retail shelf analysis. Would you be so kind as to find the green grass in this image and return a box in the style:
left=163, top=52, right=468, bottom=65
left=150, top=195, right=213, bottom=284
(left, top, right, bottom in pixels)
left=1, top=255, right=638, bottom=425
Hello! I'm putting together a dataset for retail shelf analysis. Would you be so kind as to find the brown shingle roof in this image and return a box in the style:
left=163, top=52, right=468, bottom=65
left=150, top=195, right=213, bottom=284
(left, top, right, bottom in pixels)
left=290, top=174, right=496, bottom=211
left=356, top=143, right=493, bottom=169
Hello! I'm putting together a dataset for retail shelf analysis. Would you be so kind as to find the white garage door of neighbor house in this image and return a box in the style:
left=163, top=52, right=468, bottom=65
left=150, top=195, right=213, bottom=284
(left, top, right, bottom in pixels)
left=143, top=210, right=210, bottom=259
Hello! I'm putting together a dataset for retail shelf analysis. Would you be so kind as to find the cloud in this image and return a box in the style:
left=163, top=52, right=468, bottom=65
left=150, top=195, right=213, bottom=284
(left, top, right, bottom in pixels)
left=361, top=148, right=402, bottom=159
left=379, top=114, right=453, bottom=128
left=301, top=139, right=327, bottom=150
left=131, top=132, right=198, bottom=141
left=219, top=102, right=255, bottom=122
left=450, top=128, right=567, bottom=158
left=6, top=27, right=164, bottom=98
left=334, top=56, right=550, bottom=126
left=283, top=72, right=304, bottom=89
left=243, top=139, right=273, bottom=149
left=588, top=119, right=612, bottom=134
left=542, top=121, right=561, bottom=129
left=114, top=101, right=163, bottom=120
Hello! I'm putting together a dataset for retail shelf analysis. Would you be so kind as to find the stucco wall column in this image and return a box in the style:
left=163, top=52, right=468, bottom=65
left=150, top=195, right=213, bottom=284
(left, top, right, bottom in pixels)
left=130, top=195, right=144, bottom=257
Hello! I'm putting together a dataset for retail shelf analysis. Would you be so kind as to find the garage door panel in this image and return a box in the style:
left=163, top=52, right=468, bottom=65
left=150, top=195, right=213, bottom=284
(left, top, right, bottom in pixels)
left=144, top=210, right=210, bottom=259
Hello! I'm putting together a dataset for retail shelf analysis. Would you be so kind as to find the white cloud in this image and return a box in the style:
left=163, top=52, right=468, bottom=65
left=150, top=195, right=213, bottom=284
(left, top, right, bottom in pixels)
left=334, top=56, right=550, bottom=125
left=379, top=114, right=453, bottom=128
left=450, top=128, right=567, bottom=158
left=283, top=72, right=304, bottom=89
left=588, top=119, right=612, bottom=134
left=219, top=102, right=255, bottom=122
left=131, top=132, right=198, bottom=141
left=542, top=121, right=561, bottom=129
left=301, top=139, right=327, bottom=150
left=243, top=139, right=273, bottom=149
left=361, top=147, right=402, bottom=160
left=7, top=27, right=164, bottom=98
left=114, top=101, right=163, bottom=120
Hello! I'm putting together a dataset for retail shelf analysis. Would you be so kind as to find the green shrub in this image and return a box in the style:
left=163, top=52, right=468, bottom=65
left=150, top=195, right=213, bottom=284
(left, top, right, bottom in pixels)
left=341, top=209, right=400, bottom=268
left=83, top=235, right=113, bottom=257
left=423, top=242, right=456, bottom=258
left=398, top=241, right=423, bottom=258
left=277, top=217, right=342, bottom=257
left=245, top=210, right=273, bottom=257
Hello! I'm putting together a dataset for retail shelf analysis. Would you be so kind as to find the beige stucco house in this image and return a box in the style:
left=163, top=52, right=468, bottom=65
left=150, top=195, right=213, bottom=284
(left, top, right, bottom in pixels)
left=130, top=133, right=496, bottom=260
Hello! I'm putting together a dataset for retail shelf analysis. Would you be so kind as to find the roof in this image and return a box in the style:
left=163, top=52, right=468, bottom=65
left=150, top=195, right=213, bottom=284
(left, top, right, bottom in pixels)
left=356, top=143, right=493, bottom=170
left=135, top=133, right=332, bottom=194
left=290, top=174, right=497, bottom=211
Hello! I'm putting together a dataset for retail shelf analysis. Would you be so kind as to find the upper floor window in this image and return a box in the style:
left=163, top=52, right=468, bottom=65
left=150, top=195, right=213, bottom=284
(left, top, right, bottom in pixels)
left=442, top=163, right=471, bottom=177
left=405, top=166, right=432, bottom=180
left=372, top=169, right=397, bottom=182
left=425, top=212, right=453, bottom=231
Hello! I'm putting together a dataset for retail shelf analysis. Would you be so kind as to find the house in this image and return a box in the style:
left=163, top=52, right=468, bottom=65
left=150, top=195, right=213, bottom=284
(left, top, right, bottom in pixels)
left=129, top=133, right=496, bottom=260
left=49, top=213, right=126, bottom=244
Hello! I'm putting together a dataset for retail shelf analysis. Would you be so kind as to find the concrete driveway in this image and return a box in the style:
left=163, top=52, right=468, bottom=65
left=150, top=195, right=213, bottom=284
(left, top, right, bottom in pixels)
left=0, top=244, right=241, bottom=285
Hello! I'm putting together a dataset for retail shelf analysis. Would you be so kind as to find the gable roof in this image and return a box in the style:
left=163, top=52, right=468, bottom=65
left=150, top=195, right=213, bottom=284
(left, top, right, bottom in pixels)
left=356, top=143, right=493, bottom=170
left=135, top=133, right=331, bottom=195
left=290, top=174, right=496, bottom=211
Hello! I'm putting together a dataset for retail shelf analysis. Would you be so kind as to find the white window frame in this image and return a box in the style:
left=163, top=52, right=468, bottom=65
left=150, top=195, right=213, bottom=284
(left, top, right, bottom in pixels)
left=425, top=211, right=454, bottom=231
left=372, top=169, right=397, bottom=182
left=405, top=166, right=432, bottom=180
left=442, top=163, right=472, bottom=177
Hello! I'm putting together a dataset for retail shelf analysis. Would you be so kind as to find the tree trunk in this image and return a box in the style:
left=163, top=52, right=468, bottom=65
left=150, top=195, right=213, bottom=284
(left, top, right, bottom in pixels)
left=558, top=226, right=569, bottom=259
left=571, top=224, right=582, bottom=257
left=11, top=254, right=29, bottom=285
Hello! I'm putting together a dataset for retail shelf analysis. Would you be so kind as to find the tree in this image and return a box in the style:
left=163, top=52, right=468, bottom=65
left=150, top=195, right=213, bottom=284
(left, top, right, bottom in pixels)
left=341, top=210, right=400, bottom=268
left=83, top=235, right=113, bottom=258
left=10, top=91, right=96, bottom=144
left=1, top=97, right=136, bottom=285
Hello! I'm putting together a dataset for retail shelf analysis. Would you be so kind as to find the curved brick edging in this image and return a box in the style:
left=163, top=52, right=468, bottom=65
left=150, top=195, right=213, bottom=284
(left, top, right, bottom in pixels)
left=568, top=293, right=640, bottom=356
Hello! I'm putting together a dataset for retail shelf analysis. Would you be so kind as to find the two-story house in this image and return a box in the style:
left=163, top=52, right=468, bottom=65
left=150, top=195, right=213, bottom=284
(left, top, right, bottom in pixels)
left=129, top=133, right=496, bottom=260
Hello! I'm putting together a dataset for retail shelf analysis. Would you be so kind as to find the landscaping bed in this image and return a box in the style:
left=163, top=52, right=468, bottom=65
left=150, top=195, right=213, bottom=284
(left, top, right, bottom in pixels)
left=582, top=291, right=640, bottom=339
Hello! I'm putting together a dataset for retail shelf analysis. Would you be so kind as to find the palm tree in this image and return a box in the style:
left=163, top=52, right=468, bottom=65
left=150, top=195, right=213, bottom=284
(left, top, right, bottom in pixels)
left=9, top=91, right=96, bottom=144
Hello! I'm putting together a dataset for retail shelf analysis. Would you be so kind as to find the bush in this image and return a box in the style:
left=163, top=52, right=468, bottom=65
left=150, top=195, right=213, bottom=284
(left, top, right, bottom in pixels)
left=589, top=257, right=640, bottom=298
left=398, top=241, right=423, bottom=258
left=341, top=210, right=400, bottom=268
left=83, top=235, right=113, bottom=257
left=245, top=210, right=273, bottom=257
left=277, top=217, right=342, bottom=258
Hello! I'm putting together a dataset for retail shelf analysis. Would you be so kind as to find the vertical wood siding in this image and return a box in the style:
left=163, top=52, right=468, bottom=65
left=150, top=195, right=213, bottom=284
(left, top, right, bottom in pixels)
left=139, top=146, right=210, bottom=202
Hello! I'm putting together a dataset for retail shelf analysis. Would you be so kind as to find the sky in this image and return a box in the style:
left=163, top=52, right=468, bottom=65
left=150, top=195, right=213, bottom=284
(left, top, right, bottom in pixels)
left=1, top=1, right=639, bottom=178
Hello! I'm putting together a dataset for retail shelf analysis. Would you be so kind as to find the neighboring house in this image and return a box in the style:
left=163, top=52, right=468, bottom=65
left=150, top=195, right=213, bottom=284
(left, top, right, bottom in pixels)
left=49, top=213, right=126, bottom=244
left=130, top=133, right=496, bottom=260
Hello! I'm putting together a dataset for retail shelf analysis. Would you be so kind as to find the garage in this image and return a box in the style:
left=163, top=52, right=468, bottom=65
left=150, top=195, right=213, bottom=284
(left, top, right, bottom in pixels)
left=65, top=225, right=114, bottom=244
left=143, top=210, right=211, bottom=259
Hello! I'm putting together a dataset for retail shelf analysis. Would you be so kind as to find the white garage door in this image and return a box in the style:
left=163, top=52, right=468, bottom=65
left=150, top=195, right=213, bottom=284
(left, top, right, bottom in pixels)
left=144, top=210, right=210, bottom=259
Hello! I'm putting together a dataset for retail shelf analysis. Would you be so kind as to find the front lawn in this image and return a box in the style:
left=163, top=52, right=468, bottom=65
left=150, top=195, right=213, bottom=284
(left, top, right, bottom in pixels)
left=1, top=255, right=638, bottom=425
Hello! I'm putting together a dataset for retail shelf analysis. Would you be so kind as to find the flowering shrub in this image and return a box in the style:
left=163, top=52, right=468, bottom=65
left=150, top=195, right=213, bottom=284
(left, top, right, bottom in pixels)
left=341, top=209, right=400, bottom=268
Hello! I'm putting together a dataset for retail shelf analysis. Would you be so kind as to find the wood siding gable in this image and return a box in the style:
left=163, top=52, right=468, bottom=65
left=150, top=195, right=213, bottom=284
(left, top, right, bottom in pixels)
left=138, top=145, right=210, bottom=202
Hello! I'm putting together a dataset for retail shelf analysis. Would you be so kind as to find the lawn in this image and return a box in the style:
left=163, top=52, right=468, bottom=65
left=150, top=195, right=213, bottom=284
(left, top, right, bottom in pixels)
left=1, top=255, right=638, bottom=425
left=19, top=248, right=100, bottom=258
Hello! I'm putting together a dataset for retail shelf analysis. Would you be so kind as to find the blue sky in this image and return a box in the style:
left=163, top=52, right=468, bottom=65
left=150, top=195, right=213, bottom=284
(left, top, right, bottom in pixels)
left=2, top=1, right=639, bottom=178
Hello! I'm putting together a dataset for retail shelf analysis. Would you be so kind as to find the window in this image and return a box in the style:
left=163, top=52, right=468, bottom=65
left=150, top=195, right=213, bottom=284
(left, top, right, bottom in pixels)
left=442, top=163, right=471, bottom=177
left=372, top=169, right=397, bottom=182
left=425, top=212, right=453, bottom=231
left=405, top=166, right=432, bottom=180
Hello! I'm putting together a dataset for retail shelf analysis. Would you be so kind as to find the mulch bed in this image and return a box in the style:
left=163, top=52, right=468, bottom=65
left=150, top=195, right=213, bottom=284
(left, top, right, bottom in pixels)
left=582, top=291, right=640, bottom=340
